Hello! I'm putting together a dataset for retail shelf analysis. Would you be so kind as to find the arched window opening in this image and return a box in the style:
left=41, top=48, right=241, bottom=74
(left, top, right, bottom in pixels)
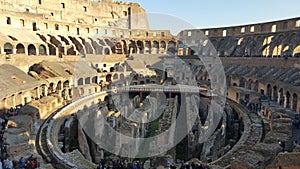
left=39, top=44, right=47, bottom=55
left=16, top=43, right=25, bottom=54
left=4, top=43, right=13, bottom=54
left=28, top=44, right=36, bottom=55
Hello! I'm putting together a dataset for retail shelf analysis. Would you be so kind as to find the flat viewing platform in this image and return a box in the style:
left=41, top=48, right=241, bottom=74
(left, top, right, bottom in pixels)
left=115, top=84, right=209, bottom=94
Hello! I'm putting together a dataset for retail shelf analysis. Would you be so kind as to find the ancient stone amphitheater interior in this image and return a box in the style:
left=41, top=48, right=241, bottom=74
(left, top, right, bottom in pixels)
left=0, top=0, right=299, bottom=169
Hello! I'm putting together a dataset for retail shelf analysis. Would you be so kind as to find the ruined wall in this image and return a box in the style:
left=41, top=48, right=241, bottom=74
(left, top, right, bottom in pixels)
left=179, top=17, right=300, bottom=57
left=0, top=0, right=148, bottom=30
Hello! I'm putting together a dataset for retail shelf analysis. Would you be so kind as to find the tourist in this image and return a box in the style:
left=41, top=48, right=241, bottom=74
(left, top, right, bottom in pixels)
left=19, top=157, right=25, bottom=169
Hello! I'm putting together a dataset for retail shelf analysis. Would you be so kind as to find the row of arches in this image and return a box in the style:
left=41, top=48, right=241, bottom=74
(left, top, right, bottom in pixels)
left=3, top=42, right=47, bottom=55
left=209, top=32, right=300, bottom=57
left=233, top=77, right=298, bottom=112
left=0, top=80, right=71, bottom=110
left=37, top=33, right=178, bottom=57
left=266, top=84, right=298, bottom=111
left=125, top=40, right=177, bottom=54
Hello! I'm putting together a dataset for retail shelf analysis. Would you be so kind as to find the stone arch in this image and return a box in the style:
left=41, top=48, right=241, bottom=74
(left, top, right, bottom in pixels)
left=292, top=93, right=298, bottom=111
left=78, top=78, right=84, bottom=86
left=145, top=41, right=151, bottom=54
left=4, top=42, right=13, bottom=54
left=113, top=74, right=118, bottom=80
left=85, top=77, right=91, bottom=84
left=120, top=73, right=125, bottom=80
left=247, top=79, right=253, bottom=90
left=104, top=48, right=110, bottom=55
left=16, top=43, right=25, bottom=54
left=114, top=42, right=123, bottom=54
left=129, top=41, right=137, bottom=54
left=63, top=80, right=70, bottom=89
left=39, top=44, right=47, bottom=55
left=273, top=86, right=278, bottom=101
left=286, top=91, right=291, bottom=109
left=28, top=44, right=36, bottom=55
left=106, top=74, right=112, bottom=82
left=56, top=81, right=62, bottom=91
left=279, top=88, right=284, bottom=106
left=267, top=84, right=272, bottom=100
left=110, top=67, right=115, bottom=72
left=152, top=41, right=159, bottom=54
left=48, top=44, right=56, bottom=55
left=92, top=76, right=97, bottom=84
left=39, top=84, right=47, bottom=97
left=160, top=41, right=166, bottom=49
left=239, top=78, right=245, bottom=88
left=167, top=41, right=176, bottom=54
left=290, top=33, right=297, bottom=43
left=137, top=40, right=144, bottom=54
left=48, top=83, right=54, bottom=93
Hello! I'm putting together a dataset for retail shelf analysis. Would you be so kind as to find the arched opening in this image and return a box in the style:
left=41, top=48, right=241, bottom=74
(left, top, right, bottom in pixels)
left=92, top=76, right=97, bottom=84
left=78, top=78, right=83, bottom=86
left=63, top=80, right=69, bottom=89
left=106, top=74, right=112, bottom=82
left=16, top=43, right=25, bottom=54
left=279, top=88, right=284, bottom=106
left=48, top=44, right=56, bottom=55
left=129, top=41, right=137, bottom=54
left=39, top=44, right=47, bottom=55
left=292, top=93, right=298, bottom=111
left=273, top=86, right=278, bottom=101
left=167, top=41, right=176, bottom=54
left=137, top=41, right=144, bottom=54
left=56, top=81, right=62, bottom=91
left=4, top=43, right=13, bottom=54
left=28, top=44, right=36, bottom=55
left=286, top=91, right=291, bottom=109
left=104, top=48, right=110, bottom=55
left=113, top=74, right=118, bottom=80
left=239, top=78, right=245, bottom=88
left=247, top=79, right=253, bottom=90
left=160, top=41, right=166, bottom=53
left=48, top=83, right=54, bottom=94
left=152, top=41, right=159, bottom=54
left=114, top=42, right=123, bottom=54
left=85, top=77, right=91, bottom=84
left=120, top=74, right=125, bottom=80
left=267, top=84, right=272, bottom=100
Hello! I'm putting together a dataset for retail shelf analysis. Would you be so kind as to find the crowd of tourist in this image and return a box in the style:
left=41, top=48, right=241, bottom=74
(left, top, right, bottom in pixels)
left=18, top=155, right=39, bottom=169
left=94, top=158, right=211, bottom=169
left=96, top=159, right=141, bottom=169
left=177, top=162, right=210, bottom=169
